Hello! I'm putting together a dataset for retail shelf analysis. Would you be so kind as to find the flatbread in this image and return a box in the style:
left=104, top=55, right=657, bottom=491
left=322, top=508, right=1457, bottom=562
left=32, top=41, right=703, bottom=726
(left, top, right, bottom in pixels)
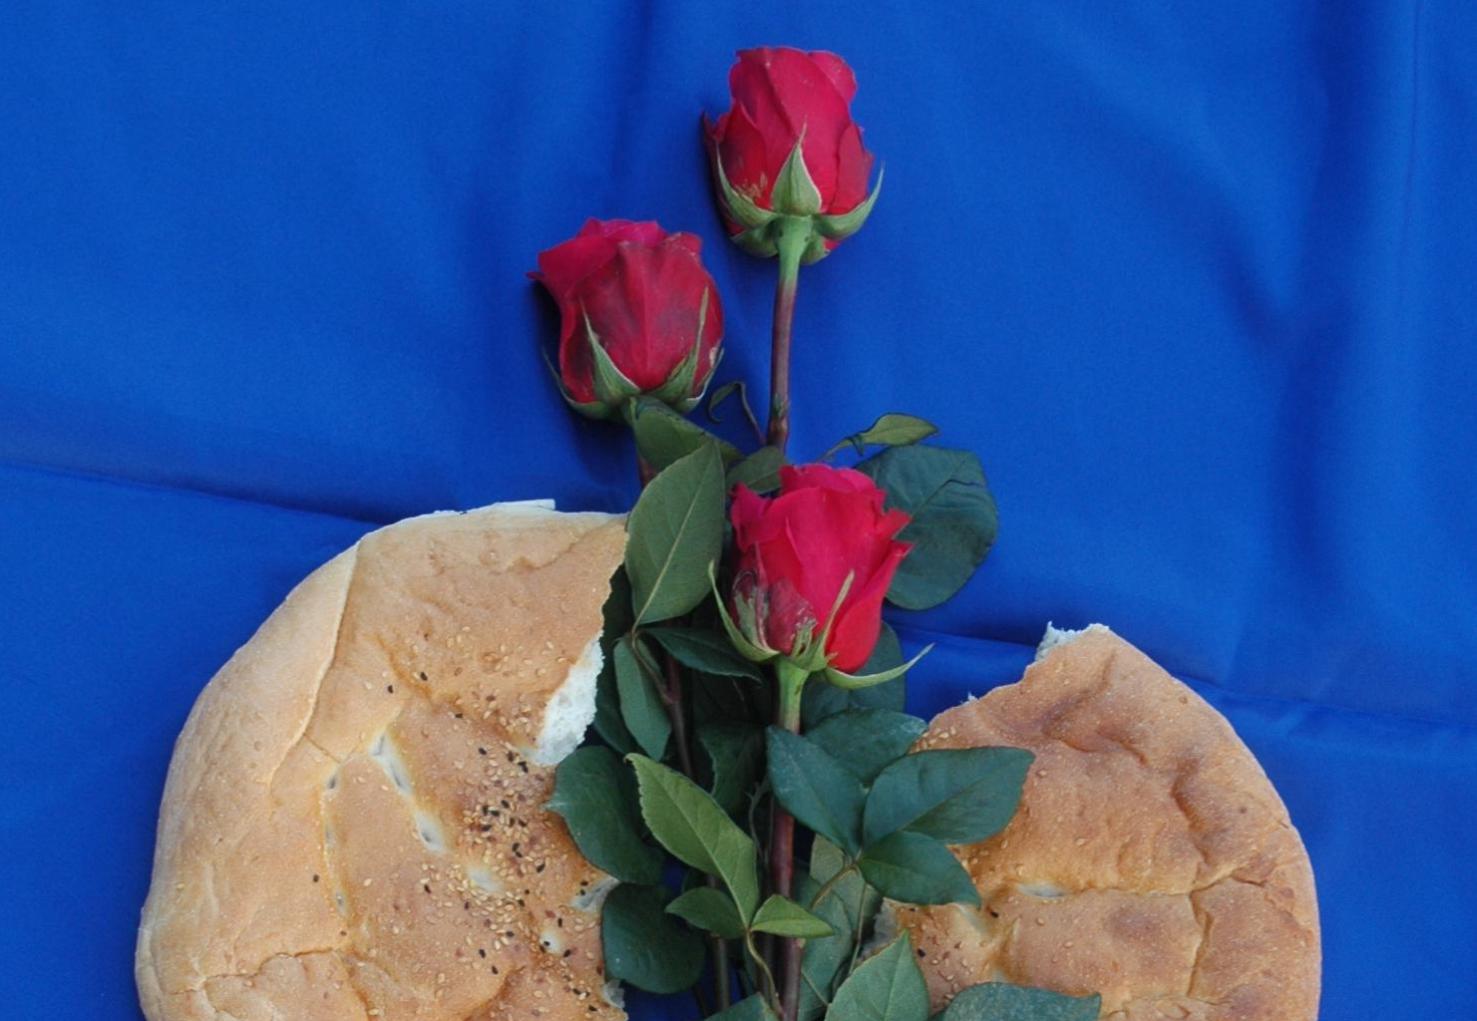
left=136, top=503, right=627, bottom=1021
left=893, top=626, right=1320, bottom=1021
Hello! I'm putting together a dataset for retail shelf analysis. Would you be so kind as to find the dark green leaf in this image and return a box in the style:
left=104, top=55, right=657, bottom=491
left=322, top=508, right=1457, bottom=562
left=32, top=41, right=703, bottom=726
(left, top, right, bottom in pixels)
left=855, top=445, right=998, bottom=611
left=709, top=994, right=780, bottom=1021
left=859, top=831, right=979, bottom=906
left=594, top=656, right=636, bottom=755
left=614, top=636, right=670, bottom=761
left=751, top=894, right=835, bottom=938
left=766, top=727, right=866, bottom=855
left=699, top=723, right=765, bottom=817
left=692, top=673, right=761, bottom=728
left=631, top=397, right=741, bottom=471
left=825, top=933, right=930, bottom=1021
left=593, top=570, right=636, bottom=754
left=806, top=709, right=927, bottom=783
left=601, top=883, right=704, bottom=994
left=810, top=836, right=878, bottom=933
left=864, top=747, right=1033, bottom=846
left=628, top=754, right=761, bottom=921
left=836, top=413, right=938, bottom=455
left=666, top=885, right=745, bottom=939
left=800, top=837, right=880, bottom=1021
left=626, top=441, right=727, bottom=624
left=727, top=445, right=785, bottom=494
left=645, top=626, right=762, bottom=681
left=546, top=747, right=660, bottom=885
left=803, top=624, right=908, bottom=726
left=941, top=983, right=1102, bottom=1021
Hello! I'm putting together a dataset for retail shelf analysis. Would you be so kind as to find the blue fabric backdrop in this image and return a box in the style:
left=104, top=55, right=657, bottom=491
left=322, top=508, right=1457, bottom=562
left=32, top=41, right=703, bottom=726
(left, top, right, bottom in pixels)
left=2, top=2, right=1473, bottom=1017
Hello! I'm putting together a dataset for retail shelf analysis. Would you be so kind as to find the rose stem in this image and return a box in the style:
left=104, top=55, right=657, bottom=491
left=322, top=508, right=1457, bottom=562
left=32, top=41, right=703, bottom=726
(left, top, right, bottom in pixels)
left=770, top=660, right=809, bottom=1021
left=634, top=453, right=731, bottom=1009
left=766, top=218, right=810, bottom=455
left=637, top=453, right=658, bottom=488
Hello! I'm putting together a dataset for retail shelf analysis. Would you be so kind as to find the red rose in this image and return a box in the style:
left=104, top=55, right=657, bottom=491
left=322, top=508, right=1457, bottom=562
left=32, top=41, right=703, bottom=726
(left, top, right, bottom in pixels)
left=729, top=464, right=910, bottom=672
left=708, top=47, right=874, bottom=220
left=532, top=219, right=723, bottom=416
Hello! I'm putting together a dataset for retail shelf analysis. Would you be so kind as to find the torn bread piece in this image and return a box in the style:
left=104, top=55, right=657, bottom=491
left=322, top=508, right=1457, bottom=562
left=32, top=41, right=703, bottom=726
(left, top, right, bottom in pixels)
left=893, top=625, right=1320, bottom=1021
left=136, top=503, right=627, bottom=1021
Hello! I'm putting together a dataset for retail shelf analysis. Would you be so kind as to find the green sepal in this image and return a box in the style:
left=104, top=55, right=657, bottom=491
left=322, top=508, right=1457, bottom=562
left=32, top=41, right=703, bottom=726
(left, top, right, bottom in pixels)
left=585, top=311, right=643, bottom=408
left=816, top=164, right=885, bottom=242
left=785, top=572, right=853, bottom=674
left=652, top=287, right=716, bottom=408
left=823, top=643, right=933, bottom=690
left=771, top=135, right=823, bottom=217
left=712, top=146, right=779, bottom=231
left=542, top=343, right=620, bottom=421
left=710, top=563, right=779, bottom=664
left=729, top=225, right=780, bottom=259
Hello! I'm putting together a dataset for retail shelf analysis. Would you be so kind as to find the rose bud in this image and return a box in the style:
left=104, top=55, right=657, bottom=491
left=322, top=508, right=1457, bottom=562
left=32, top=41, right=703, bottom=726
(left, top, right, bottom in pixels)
left=724, top=464, right=911, bottom=675
left=705, top=47, right=882, bottom=262
left=532, top=218, right=723, bottom=419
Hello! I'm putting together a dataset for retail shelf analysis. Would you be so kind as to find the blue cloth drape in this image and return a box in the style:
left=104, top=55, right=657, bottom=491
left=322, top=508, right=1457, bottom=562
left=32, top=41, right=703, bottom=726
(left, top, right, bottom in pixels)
left=3, top=3, right=1473, bottom=1016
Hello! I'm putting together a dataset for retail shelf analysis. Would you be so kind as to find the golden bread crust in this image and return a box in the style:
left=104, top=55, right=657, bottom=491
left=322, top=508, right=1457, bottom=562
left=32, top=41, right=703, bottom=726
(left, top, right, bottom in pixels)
left=896, top=627, right=1320, bottom=1021
left=136, top=505, right=627, bottom=1021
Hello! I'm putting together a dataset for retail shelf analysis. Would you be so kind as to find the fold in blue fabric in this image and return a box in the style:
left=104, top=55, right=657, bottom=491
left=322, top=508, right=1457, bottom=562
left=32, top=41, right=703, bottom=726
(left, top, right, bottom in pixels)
left=1, top=3, right=1472, bottom=1018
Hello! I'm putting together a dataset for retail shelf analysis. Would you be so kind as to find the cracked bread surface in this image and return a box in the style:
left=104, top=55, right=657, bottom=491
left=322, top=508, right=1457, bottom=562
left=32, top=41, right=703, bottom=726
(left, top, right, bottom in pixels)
left=895, top=626, right=1320, bottom=1021
left=136, top=504, right=628, bottom=1021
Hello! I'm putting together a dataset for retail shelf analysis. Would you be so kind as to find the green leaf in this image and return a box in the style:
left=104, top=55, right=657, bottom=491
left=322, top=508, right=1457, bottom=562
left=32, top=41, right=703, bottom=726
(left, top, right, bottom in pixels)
left=699, top=723, right=765, bottom=817
left=614, top=636, right=670, bottom=761
left=727, top=445, right=785, bottom=494
left=546, top=747, right=661, bottom=885
left=859, top=831, right=980, bottom=906
left=751, top=894, right=835, bottom=938
left=809, top=838, right=872, bottom=928
left=631, top=397, right=742, bottom=472
left=941, top=983, right=1102, bottom=1021
left=833, top=412, right=938, bottom=456
left=800, top=837, right=880, bottom=1021
left=855, top=445, right=999, bottom=611
left=864, top=747, right=1034, bottom=846
left=692, top=674, right=761, bottom=729
left=772, top=136, right=823, bottom=216
left=710, top=994, right=780, bottom=1021
left=666, top=885, right=745, bottom=939
left=601, top=883, right=705, bottom=994
left=593, top=570, right=636, bottom=755
left=803, top=624, right=908, bottom=727
left=627, top=754, right=761, bottom=921
left=826, top=933, right=930, bottom=1021
left=626, top=441, right=727, bottom=624
left=645, top=626, right=762, bottom=681
left=766, top=727, right=866, bottom=855
left=593, top=663, right=635, bottom=755
left=806, top=709, right=927, bottom=783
